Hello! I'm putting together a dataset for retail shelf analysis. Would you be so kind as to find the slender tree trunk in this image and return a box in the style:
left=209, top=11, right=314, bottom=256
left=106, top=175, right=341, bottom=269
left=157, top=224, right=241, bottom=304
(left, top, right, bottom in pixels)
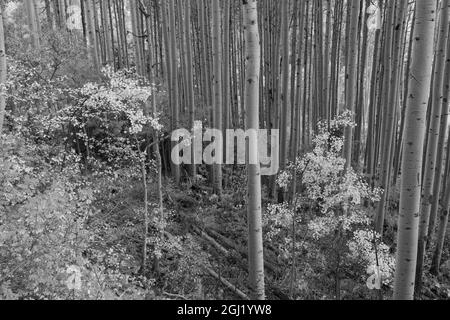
left=45, top=0, right=55, bottom=29
left=184, top=0, right=196, bottom=176
left=353, top=0, right=369, bottom=170
left=130, top=0, right=144, bottom=75
left=288, top=0, right=299, bottom=162
left=415, top=0, right=449, bottom=297
left=25, top=0, right=41, bottom=49
left=426, top=2, right=450, bottom=251
left=85, top=0, right=100, bottom=71
left=212, top=0, right=223, bottom=196
left=376, top=0, right=408, bottom=236
left=243, top=0, right=265, bottom=301
left=365, top=0, right=382, bottom=184
left=101, top=0, right=113, bottom=66
left=279, top=0, right=289, bottom=173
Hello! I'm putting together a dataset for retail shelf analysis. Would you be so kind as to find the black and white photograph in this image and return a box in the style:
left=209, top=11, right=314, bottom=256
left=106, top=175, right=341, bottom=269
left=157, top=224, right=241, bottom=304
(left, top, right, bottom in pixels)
left=0, top=0, right=449, bottom=305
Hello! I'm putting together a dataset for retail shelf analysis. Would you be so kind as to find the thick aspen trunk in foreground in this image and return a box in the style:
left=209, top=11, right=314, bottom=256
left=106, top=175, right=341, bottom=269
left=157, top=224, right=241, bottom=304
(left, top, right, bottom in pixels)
left=25, top=0, right=40, bottom=50
left=168, top=0, right=181, bottom=184
left=393, top=0, right=437, bottom=300
left=416, top=0, right=450, bottom=296
left=243, top=0, right=265, bottom=300
left=365, top=0, right=381, bottom=183
left=376, top=0, right=408, bottom=236
left=212, top=0, right=223, bottom=196
left=85, top=0, right=99, bottom=71
left=101, top=0, right=113, bottom=66
left=375, top=0, right=395, bottom=234
left=427, top=5, right=450, bottom=246
left=279, top=0, right=289, bottom=172
left=129, top=0, right=144, bottom=76
left=44, top=0, right=54, bottom=29
left=184, top=0, right=196, bottom=177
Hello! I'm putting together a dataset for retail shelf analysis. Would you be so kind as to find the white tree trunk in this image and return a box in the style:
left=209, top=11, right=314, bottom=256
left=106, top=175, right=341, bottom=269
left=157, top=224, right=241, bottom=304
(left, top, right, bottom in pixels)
left=393, top=0, right=437, bottom=300
left=243, top=0, right=265, bottom=300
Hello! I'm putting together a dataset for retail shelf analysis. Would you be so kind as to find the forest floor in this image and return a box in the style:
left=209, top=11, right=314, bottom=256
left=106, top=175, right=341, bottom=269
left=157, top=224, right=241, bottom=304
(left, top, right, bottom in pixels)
left=86, top=167, right=450, bottom=300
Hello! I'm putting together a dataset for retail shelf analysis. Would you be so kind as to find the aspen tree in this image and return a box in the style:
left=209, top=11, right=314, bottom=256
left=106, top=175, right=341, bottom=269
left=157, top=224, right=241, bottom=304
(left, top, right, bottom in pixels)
left=223, top=0, right=231, bottom=187
left=168, top=0, right=181, bottom=184
left=314, top=0, right=324, bottom=121
left=212, top=0, right=223, bottom=196
left=58, top=0, right=65, bottom=22
left=92, top=1, right=104, bottom=65
left=343, top=0, right=360, bottom=170
left=33, top=0, right=41, bottom=32
left=115, top=0, right=129, bottom=68
left=142, top=1, right=164, bottom=272
left=430, top=23, right=450, bottom=276
left=302, top=1, right=312, bottom=147
left=176, top=3, right=187, bottom=114
left=323, top=0, right=331, bottom=121
left=85, top=0, right=100, bottom=71
left=291, top=0, right=306, bottom=170
left=107, top=0, right=115, bottom=69
left=243, top=0, right=265, bottom=300
left=52, top=0, right=62, bottom=28
left=416, top=0, right=450, bottom=296
left=392, top=10, right=416, bottom=189
left=80, top=0, right=88, bottom=44
left=184, top=0, right=196, bottom=176
left=197, top=0, right=210, bottom=109
left=25, top=0, right=40, bottom=50
left=115, top=0, right=122, bottom=66
left=329, top=0, right=343, bottom=119
left=160, top=0, right=171, bottom=95
left=288, top=0, right=299, bottom=161
left=393, top=0, right=437, bottom=300
left=268, top=1, right=281, bottom=199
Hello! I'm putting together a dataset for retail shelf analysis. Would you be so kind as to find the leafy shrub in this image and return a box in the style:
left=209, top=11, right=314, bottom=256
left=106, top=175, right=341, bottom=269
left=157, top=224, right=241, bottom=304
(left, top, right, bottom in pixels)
left=269, top=112, right=394, bottom=299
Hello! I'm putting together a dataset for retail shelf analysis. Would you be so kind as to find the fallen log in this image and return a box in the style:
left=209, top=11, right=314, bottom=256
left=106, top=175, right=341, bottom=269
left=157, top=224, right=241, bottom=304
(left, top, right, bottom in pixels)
left=205, top=228, right=278, bottom=274
left=205, top=267, right=250, bottom=300
left=192, top=226, right=230, bottom=256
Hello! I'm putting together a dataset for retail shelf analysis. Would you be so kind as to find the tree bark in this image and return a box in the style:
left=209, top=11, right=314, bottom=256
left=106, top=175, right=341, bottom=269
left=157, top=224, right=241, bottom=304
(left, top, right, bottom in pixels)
left=393, top=0, right=437, bottom=300
left=343, top=0, right=361, bottom=170
left=243, top=0, right=265, bottom=301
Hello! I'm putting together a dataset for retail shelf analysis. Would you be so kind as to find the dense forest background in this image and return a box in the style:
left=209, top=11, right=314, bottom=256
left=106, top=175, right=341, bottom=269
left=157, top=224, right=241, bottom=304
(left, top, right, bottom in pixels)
left=1, top=0, right=450, bottom=301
